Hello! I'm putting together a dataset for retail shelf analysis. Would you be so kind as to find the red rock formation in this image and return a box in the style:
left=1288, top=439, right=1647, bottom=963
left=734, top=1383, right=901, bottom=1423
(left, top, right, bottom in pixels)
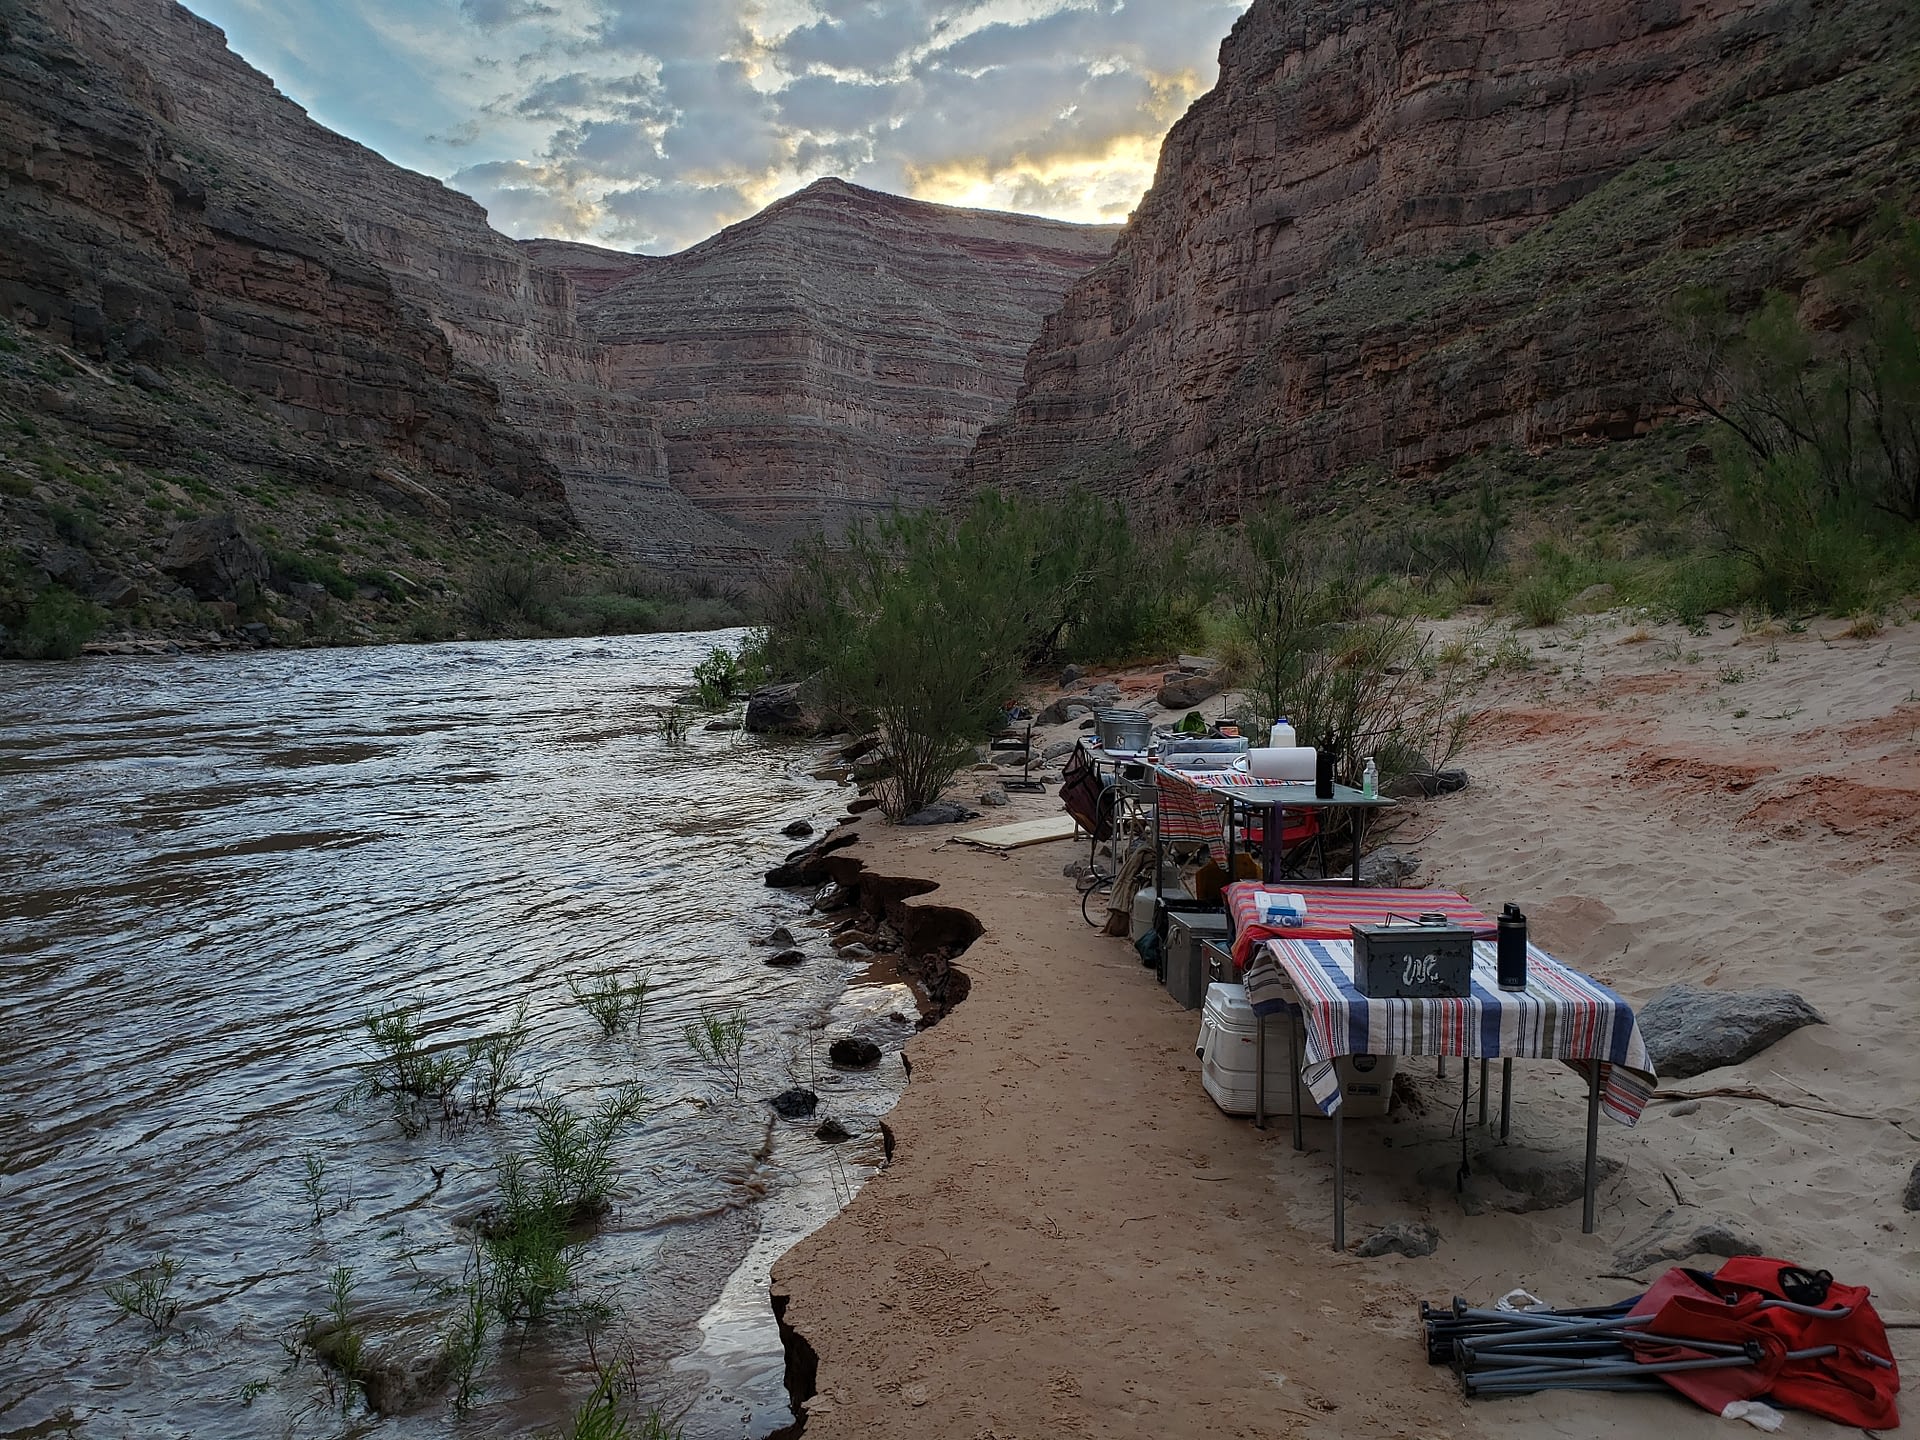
left=527, top=182, right=1118, bottom=544
left=0, top=0, right=565, bottom=524
left=963, top=0, right=1920, bottom=518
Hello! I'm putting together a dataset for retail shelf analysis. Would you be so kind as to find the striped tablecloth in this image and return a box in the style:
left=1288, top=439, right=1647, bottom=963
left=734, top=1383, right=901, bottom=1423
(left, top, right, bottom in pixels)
left=1150, top=765, right=1234, bottom=848
left=1245, top=938, right=1657, bottom=1124
left=1223, top=883, right=1497, bottom=969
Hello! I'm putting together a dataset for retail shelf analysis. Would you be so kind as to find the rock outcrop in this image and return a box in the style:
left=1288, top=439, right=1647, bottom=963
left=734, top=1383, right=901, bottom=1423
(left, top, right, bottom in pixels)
left=963, top=0, right=1920, bottom=517
left=526, top=182, right=1118, bottom=544
left=0, top=0, right=566, bottom=528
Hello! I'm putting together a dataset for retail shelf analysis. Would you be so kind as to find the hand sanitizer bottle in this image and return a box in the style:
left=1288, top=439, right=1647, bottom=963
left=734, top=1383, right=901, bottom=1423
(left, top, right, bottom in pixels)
left=1361, top=756, right=1378, bottom=799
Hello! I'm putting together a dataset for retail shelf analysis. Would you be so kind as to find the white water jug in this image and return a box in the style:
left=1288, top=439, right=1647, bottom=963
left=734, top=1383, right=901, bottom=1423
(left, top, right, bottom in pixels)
left=1268, top=716, right=1296, bottom=749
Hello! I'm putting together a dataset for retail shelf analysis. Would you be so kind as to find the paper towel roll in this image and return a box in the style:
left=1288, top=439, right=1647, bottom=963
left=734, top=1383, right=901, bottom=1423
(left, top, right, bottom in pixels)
left=1248, top=746, right=1317, bottom=782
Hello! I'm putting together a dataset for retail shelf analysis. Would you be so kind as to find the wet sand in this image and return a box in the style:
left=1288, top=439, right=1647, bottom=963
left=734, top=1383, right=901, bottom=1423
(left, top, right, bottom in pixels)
left=772, top=609, right=1920, bottom=1438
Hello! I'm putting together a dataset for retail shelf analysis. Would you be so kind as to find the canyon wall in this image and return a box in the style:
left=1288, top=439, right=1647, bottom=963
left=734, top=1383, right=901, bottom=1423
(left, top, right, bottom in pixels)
left=527, top=182, right=1118, bottom=544
left=963, top=0, right=1920, bottom=519
left=0, top=0, right=567, bottom=528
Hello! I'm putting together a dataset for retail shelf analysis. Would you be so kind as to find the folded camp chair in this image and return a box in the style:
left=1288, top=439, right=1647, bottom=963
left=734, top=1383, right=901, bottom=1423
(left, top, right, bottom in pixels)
left=1234, top=807, right=1328, bottom=881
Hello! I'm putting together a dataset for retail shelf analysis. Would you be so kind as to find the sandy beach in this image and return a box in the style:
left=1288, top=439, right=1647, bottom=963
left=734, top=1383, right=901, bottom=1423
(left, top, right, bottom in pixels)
left=770, top=608, right=1920, bottom=1438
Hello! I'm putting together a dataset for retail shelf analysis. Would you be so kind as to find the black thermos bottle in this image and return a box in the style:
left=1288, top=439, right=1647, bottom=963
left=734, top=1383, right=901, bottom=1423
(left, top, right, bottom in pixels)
left=1497, top=903, right=1528, bottom=990
left=1314, top=746, right=1335, bottom=800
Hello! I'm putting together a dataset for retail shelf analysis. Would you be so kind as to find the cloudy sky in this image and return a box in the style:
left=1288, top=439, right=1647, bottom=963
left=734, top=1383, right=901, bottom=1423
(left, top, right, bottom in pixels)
left=180, top=0, right=1251, bottom=254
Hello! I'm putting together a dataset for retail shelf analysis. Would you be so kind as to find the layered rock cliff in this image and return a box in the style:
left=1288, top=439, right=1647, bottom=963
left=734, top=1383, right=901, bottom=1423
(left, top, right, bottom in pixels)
left=526, top=183, right=1118, bottom=543
left=0, top=0, right=565, bottom=527
left=963, top=0, right=1920, bottom=518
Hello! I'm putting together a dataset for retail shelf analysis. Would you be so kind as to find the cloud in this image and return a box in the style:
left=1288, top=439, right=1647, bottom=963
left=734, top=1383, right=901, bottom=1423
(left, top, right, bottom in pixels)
left=184, top=0, right=1252, bottom=252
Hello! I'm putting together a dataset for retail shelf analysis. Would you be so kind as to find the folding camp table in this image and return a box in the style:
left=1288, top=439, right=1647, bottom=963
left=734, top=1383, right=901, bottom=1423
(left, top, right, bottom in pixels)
left=1193, top=775, right=1393, bottom=884
left=1246, top=937, right=1656, bottom=1250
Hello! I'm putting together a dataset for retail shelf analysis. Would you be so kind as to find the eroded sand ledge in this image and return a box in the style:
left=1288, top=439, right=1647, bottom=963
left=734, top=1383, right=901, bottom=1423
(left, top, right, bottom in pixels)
left=769, top=612, right=1920, bottom=1439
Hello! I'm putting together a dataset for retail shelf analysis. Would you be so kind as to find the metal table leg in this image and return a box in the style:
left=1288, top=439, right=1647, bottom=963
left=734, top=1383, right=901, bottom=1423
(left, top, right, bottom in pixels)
left=1290, top=1011, right=1305, bottom=1152
left=1255, top=1009, right=1266, bottom=1131
left=1500, top=1058, right=1513, bottom=1139
left=1478, top=1058, right=1490, bottom=1127
left=1349, top=811, right=1362, bottom=883
left=1582, top=1060, right=1602, bottom=1234
left=1333, top=1108, right=1345, bottom=1252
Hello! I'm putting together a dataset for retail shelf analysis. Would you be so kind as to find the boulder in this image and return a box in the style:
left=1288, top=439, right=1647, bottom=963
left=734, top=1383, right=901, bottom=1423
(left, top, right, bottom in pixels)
left=744, top=683, right=809, bottom=735
left=1384, top=768, right=1470, bottom=799
left=1613, top=1210, right=1764, bottom=1274
left=1357, top=849, right=1420, bottom=887
left=1637, top=985, right=1825, bottom=1080
left=782, top=819, right=815, bottom=838
left=829, top=1037, right=882, bottom=1068
left=1353, top=1221, right=1440, bottom=1258
left=765, top=949, right=806, bottom=967
left=978, top=786, right=1009, bottom=807
left=757, top=925, right=796, bottom=947
left=1904, top=1162, right=1920, bottom=1212
left=158, top=513, right=268, bottom=602
left=764, top=832, right=859, bottom=887
left=768, top=1087, right=818, bottom=1119
left=1157, top=673, right=1225, bottom=709
left=901, top=801, right=979, bottom=826
left=1058, top=664, right=1083, bottom=687
left=994, top=750, right=1029, bottom=768
left=1086, top=681, right=1123, bottom=704
left=815, top=1118, right=853, bottom=1143
left=1042, top=739, right=1077, bottom=761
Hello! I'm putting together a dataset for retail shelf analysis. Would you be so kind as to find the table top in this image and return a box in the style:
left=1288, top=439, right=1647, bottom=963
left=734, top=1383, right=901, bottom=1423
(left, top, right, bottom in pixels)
left=1246, top=937, right=1657, bottom=1124
left=1195, top=775, right=1395, bottom=809
left=1222, top=883, right=1497, bottom=968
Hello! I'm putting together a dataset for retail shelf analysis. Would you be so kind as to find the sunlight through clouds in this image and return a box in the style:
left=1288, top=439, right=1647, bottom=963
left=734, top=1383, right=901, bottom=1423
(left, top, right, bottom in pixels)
left=182, top=0, right=1250, bottom=252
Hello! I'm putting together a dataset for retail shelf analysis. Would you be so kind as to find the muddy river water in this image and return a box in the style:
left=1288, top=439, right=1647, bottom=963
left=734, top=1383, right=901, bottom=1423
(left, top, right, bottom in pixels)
left=0, top=632, right=904, bottom=1439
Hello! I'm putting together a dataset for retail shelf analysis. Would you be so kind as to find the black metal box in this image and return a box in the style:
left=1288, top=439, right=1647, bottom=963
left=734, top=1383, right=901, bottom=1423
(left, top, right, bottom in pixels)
left=1350, top=921, right=1475, bottom=999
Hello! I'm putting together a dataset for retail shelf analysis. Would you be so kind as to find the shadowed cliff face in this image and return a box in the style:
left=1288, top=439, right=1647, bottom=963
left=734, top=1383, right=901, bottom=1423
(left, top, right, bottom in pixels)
left=0, top=0, right=566, bottom=524
left=526, top=181, right=1119, bottom=545
left=963, top=0, right=1920, bottom=519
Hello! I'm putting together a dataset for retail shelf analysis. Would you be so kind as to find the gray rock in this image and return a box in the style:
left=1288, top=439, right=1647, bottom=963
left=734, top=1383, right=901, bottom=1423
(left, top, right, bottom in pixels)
left=994, top=750, right=1030, bottom=768
left=1904, top=1162, right=1920, bottom=1212
left=829, top=1037, right=882, bottom=1068
left=1638, top=985, right=1825, bottom=1080
left=158, top=513, right=268, bottom=602
left=1613, top=1210, right=1764, bottom=1273
left=1058, top=664, right=1083, bottom=688
left=901, top=801, right=979, bottom=826
left=744, top=683, right=810, bottom=735
left=760, top=925, right=796, bottom=947
left=765, top=948, right=806, bottom=967
left=129, top=363, right=170, bottom=394
left=815, top=1118, right=853, bottom=1143
left=1042, top=739, right=1077, bottom=761
left=1078, top=717, right=1096, bottom=730
left=782, top=820, right=815, bottom=838
left=1423, top=1147, right=1622, bottom=1216
left=1357, top=849, right=1421, bottom=887
left=1384, top=768, right=1470, bottom=799
left=1086, top=682, right=1122, bottom=704
left=768, top=1087, right=818, bottom=1119
left=978, top=786, right=1009, bottom=807
left=1157, top=673, right=1225, bottom=710
left=1665, top=1099, right=1702, bottom=1117
left=1353, top=1221, right=1440, bottom=1258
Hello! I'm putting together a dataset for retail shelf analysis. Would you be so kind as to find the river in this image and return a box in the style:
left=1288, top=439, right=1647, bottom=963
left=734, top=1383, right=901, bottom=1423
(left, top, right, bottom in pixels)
left=0, top=632, right=905, bottom=1439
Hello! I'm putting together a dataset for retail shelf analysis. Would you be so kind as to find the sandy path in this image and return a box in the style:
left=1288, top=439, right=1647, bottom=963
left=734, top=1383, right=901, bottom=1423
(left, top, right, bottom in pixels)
left=771, top=610, right=1920, bottom=1438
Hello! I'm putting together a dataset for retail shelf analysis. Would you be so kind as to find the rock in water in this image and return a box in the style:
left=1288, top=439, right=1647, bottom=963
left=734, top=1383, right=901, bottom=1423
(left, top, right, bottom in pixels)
left=1637, top=985, right=1825, bottom=1080
left=901, top=801, right=979, bottom=826
left=765, top=949, right=806, bottom=968
left=768, top=1087, right=818, bottom=1119
left=782, top=819, right=815, bottom=838
left=1353, top=1221, right=1440, bottom=1258
left=160, top=514, right=268, bottom=601
left=815, top=1118, right=853, bottom=1143
left=829, top=1037, right=882, bottom=1068
left=744, top=683, right=809, bottom=735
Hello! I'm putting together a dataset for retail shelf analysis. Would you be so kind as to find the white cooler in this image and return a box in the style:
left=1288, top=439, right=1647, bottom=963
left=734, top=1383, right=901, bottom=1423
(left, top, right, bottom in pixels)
left=1195, top=983, right=1395, bottom=1118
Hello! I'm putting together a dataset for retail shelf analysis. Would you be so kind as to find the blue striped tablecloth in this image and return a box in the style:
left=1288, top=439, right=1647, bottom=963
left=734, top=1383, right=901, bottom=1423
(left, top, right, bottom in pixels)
left=1245, top=938, right=1658, bottom=1124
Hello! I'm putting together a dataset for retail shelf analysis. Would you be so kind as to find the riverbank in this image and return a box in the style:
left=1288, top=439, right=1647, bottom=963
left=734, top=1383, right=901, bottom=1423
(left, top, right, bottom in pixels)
left=769, top=607, right=1920, bottom=1437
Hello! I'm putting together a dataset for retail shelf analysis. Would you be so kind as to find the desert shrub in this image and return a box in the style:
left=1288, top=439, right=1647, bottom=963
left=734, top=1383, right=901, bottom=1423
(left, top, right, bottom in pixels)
left=1228, top=504, right=1474, bottom=790
left=1509, top=574, right=1568, bottom=626
left=269, top=549, right=355, bottom=600
left=9, top=587, right=102, bottom=660
left=691, top=646, right=743, bottom=708
left=466, top=560, right=563, bottom=632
